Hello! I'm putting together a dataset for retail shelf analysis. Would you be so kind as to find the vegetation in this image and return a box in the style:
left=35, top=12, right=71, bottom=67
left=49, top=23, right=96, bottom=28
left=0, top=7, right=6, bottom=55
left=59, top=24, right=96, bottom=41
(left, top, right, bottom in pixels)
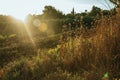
left=0, top=3, right=120, bottom=80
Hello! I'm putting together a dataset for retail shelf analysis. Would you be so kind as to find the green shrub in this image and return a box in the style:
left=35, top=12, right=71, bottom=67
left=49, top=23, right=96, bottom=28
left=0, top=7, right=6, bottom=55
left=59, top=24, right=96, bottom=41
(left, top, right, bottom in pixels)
left=2, top=58, right=33, bottom=80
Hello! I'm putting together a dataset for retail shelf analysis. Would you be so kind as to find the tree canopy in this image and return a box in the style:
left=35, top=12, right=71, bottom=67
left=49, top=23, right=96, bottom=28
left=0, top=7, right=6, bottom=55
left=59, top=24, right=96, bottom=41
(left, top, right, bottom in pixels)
left=109, top=0, right=120, bottom=7
left=42, top=6, right=64, bottom=19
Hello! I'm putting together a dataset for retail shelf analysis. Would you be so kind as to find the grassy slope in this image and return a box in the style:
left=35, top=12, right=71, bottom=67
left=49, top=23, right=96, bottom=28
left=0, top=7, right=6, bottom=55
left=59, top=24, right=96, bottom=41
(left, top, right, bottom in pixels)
left=0, top=9, right=120, bottom=80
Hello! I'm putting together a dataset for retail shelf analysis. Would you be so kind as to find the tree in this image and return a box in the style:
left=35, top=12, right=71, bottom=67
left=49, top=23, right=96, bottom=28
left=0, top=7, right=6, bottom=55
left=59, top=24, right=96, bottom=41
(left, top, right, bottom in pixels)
left=71, top=8, right=75, bottom=16
left=89, top=6, right=102, bottom=17
left=82, top=16, right=94, bottom=29
left=109, top=0, right=120, bottom=7
left=42, top=6, right=64, bottom=19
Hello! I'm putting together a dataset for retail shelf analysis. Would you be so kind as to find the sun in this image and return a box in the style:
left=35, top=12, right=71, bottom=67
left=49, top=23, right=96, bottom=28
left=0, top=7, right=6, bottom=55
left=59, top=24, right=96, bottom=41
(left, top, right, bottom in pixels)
left=12, top=15, right=26, bottom=22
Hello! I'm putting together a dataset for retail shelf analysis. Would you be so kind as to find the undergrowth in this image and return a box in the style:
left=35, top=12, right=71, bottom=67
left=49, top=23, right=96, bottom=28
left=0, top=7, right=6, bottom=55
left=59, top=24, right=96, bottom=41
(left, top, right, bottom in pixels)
left=0, top=7, right=120, bottom=80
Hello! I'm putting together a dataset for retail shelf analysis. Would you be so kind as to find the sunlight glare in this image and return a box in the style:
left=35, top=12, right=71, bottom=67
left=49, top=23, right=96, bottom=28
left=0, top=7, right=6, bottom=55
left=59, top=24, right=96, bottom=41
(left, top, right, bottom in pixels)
left=24, top=23, right=36, bottom=47
left=13, top=15, right=26, bottom=22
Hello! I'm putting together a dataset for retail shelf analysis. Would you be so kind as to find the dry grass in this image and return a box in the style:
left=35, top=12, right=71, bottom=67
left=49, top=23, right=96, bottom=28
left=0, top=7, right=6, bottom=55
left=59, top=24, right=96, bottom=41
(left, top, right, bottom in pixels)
left=0, top=8, right=120, bottom=80
left=59, top=8, right=120, bottom=79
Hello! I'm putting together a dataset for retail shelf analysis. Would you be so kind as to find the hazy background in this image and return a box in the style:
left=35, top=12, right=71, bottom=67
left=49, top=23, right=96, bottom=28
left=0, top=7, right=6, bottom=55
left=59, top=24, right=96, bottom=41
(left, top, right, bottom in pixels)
left=0, top=0, right=114, bottom=20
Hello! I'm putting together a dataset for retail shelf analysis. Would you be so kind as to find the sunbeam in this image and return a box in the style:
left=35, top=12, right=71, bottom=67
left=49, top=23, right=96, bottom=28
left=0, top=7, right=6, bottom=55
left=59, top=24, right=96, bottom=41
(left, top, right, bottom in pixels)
left=23, top=23, right=36, bottom=48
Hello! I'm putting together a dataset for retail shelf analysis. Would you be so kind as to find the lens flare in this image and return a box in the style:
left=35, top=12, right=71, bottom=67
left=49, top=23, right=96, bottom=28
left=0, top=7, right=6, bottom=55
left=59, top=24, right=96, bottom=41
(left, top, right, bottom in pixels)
left=39, top=23, right=48, bottom=32
left=33, top=19, right=41, bottom=27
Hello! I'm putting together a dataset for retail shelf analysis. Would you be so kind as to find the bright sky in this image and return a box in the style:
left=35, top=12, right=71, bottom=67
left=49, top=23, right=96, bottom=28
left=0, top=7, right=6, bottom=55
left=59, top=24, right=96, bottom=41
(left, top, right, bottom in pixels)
left=0, top=0, right=114, bottom=21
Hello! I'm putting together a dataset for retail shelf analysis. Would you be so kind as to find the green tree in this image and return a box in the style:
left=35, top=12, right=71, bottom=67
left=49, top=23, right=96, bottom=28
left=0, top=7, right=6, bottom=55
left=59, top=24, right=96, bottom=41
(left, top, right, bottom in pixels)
left=71, top=8, right=75, bottom=16
left=82, top=16, right=94, bottom=29
left=89, top=6, right=101, bottom=17
left=42, top=6, right=64, bottom=19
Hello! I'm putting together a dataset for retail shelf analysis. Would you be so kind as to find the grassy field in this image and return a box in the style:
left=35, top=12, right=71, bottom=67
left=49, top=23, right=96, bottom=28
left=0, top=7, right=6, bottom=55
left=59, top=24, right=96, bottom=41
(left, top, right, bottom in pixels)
left=0, top=8, right=120, bottom=80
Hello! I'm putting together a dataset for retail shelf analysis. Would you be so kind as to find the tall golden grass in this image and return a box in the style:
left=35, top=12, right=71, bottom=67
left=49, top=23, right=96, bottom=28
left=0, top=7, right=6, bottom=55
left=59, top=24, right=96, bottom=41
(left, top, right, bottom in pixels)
left=59, top=8, right=120, bottom=80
